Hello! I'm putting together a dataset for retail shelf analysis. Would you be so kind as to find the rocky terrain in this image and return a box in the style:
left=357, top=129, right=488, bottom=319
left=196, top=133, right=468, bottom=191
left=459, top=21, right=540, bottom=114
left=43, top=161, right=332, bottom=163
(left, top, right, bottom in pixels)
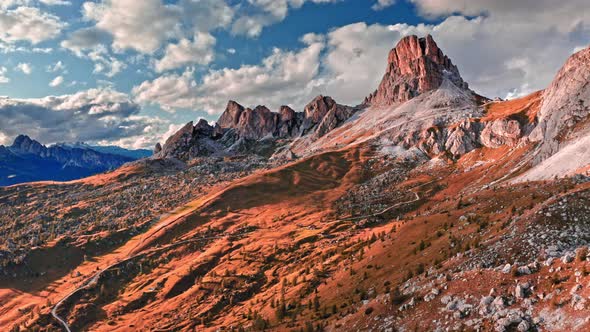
left=2, top=34, right=590, bottom=332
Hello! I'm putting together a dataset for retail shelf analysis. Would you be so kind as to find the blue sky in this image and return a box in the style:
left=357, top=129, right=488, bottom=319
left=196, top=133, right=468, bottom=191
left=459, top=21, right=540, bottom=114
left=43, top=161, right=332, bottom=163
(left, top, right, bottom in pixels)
left=0, top=0, right=589, bottom=148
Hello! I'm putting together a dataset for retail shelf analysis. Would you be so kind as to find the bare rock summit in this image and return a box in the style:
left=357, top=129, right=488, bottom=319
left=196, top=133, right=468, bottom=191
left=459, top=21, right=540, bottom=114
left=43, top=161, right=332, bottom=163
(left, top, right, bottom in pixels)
left=365, top=34, right=469, bottom=106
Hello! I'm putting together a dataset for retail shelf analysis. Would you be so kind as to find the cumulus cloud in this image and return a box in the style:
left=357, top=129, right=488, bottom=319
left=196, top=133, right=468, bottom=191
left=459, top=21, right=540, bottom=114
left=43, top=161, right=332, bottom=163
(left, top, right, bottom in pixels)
left=133, top=34, right=325, bottom=114
left=372, top=0, right=395, bottom=11
left=49, top=75, right=63, bottom=87
left=46, top=60, right=66, bottom=73
left=15, top=62, right=32, bottom=74
left=231, top=0, right=339, bottom=37
left=0, top=66, right=9, bottom=83
left=82, top=0, right=180, bottom=54
left=80, top=0, right=233, bottom=54
left=0, top=88, right=169, bottom=148
left=155, top=32, right=216, bottom=72
left=60, top=27, right=111, bottom=55
left=60, top=28, right=125, bottom=77
left=0, top=6, right=66, bottom=44
left=39, top=0, right=71, bottom=5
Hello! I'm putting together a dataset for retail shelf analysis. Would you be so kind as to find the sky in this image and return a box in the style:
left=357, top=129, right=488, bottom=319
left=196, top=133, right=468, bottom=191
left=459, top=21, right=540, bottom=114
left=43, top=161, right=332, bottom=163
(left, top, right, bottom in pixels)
left=0, top=0, right=589, bottom=149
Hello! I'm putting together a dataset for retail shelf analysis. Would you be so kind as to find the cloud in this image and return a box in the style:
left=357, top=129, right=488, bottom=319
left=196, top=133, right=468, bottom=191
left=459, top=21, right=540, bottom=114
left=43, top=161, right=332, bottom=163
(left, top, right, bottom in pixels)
left=46, top=60, right=66, bottom=73
left=80, top=0, right=233, bottom=54
left=60, top=27, right=111, bottom=55
left=133, top=34, right=324, bottom=114
left=49, top=75, right=64, bottom=87
left=0, top=88, right=169, bottom=149
left=372, top=0, right=395, bottom=11
left=16, top=62, right=32, bottom=74
left=155, top=32, right=216, bottom=72
left=82, top=0, right=180, bottom=54
left=0, top=66, right=9, bottom=83
left=39, top=0, right=71, bottom=5
left=0, top=6, right=66, bottom=44
left=61, top=29, right=125, bottom=77
left=231, top=0, right=339, bottom=37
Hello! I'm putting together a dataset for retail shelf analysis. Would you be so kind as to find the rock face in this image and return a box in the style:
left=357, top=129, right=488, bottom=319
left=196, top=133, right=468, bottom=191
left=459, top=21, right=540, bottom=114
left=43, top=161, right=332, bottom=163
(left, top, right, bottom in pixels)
left=365, top=35, right=469, bottom=106
left=154, top=143, right=162, bottom=154
left=235, top=106, right=279, bottom=140
left=155, top=96, right=356, bottom=161
left=301, top=95, right=355, bottom=137
left=529, top=46, right=590, bottom=163
left=155, top=121, right=223, bottom=160
left=217, top=101, right=245, bottom=129
left=481, top=119, right=522, bottom=149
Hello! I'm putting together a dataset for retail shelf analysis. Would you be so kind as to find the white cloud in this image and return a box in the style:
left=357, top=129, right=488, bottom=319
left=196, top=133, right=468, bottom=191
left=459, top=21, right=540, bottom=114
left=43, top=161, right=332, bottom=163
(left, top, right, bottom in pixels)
left=46, top=60, right=66, bottom=73
left=155, top=32, right=216, bottom=72
left=0, top=130, right=9, bottom=145
left=61, top=29, right=125, bottom=78
left=231, top=0, right=339, bottom=37
left=88, top=45, right=126, bottom=77
left=60, top=27, right=110, bottom=55
left=39, top=0, right=71, bottom=5
left=227, top=48, right=236, bottom=54
left=0, top=6, right=66, bottom=44
left=49, top=75, right=64, bottom=87
left=0, top=88, right=169, bottom=148
left=81, top=0, right=233, bottom=54
left=0, top=66, right=9, bottom=83
left=372, top=0, right=395, bottom=11
left=16, top=62, right=32, bottom=74
left=82, top=0, right=180, bottom=54
left=133, top=34, right=324, bottom=114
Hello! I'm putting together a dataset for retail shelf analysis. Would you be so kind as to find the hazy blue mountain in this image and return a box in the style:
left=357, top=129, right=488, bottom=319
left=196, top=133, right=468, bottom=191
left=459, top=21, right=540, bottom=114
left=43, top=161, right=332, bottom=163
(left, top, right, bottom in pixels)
left=54, top=142, right=152, bottom=159
left=0, top=135, right=137, bottom=186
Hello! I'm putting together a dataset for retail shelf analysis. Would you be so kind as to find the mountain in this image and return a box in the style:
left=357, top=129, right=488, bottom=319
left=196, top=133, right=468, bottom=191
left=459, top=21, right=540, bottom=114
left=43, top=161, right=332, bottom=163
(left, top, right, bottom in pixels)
left=0, top=135, right=136, bottom=186
left=5, top=35, right=590, bottom=332
left=364, top=34, right=470, bottom=106
left=54, top=142, right=152, bottom=159
left=153, top=95, right=356, bottom=160
left=155, top=35, right=484, bottom=161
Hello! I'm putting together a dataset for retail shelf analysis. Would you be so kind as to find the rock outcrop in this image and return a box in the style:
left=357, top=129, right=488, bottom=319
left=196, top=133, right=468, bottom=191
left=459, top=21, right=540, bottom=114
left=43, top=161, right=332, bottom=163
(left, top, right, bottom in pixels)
left=481, top=119, right=522, bottom=148
left=156, top=95, right=357, bottom=161
left=301, top=95, right=355, bottom=137
left=529, top=46, right=590, bottom=163
left=217, top=101, right=245, bottom=129
left=364, top=35, right=469, bottom=106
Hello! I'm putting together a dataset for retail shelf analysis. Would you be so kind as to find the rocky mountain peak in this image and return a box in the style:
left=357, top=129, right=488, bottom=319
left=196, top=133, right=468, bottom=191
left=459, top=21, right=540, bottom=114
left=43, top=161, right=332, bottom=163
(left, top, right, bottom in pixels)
left=11, top=135, right=46, bottom=155
left=217, top=100, right=245, bottom=129
left=364, top=34, right=469, bottom=106
left=304, top=95, right=336, bottom=123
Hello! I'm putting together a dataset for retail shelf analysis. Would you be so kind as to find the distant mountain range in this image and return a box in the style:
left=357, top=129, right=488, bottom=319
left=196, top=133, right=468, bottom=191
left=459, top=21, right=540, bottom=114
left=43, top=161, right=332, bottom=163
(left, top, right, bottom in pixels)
left=0, top=135, right=151, bottom=186
left=53, top=142, right=153, bottom=159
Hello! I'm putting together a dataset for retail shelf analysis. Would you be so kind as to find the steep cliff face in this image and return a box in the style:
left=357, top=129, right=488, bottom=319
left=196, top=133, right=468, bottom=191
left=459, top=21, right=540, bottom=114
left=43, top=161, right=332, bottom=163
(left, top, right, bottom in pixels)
left=156, top=96, right=356, bottom=161
left=516, top=45, right=590, bottom=181
left=216, top=101, right=245, bottom=129
left=364, top=35, right=469, bottom=107
left=529, top=46, right=590, bottom=162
